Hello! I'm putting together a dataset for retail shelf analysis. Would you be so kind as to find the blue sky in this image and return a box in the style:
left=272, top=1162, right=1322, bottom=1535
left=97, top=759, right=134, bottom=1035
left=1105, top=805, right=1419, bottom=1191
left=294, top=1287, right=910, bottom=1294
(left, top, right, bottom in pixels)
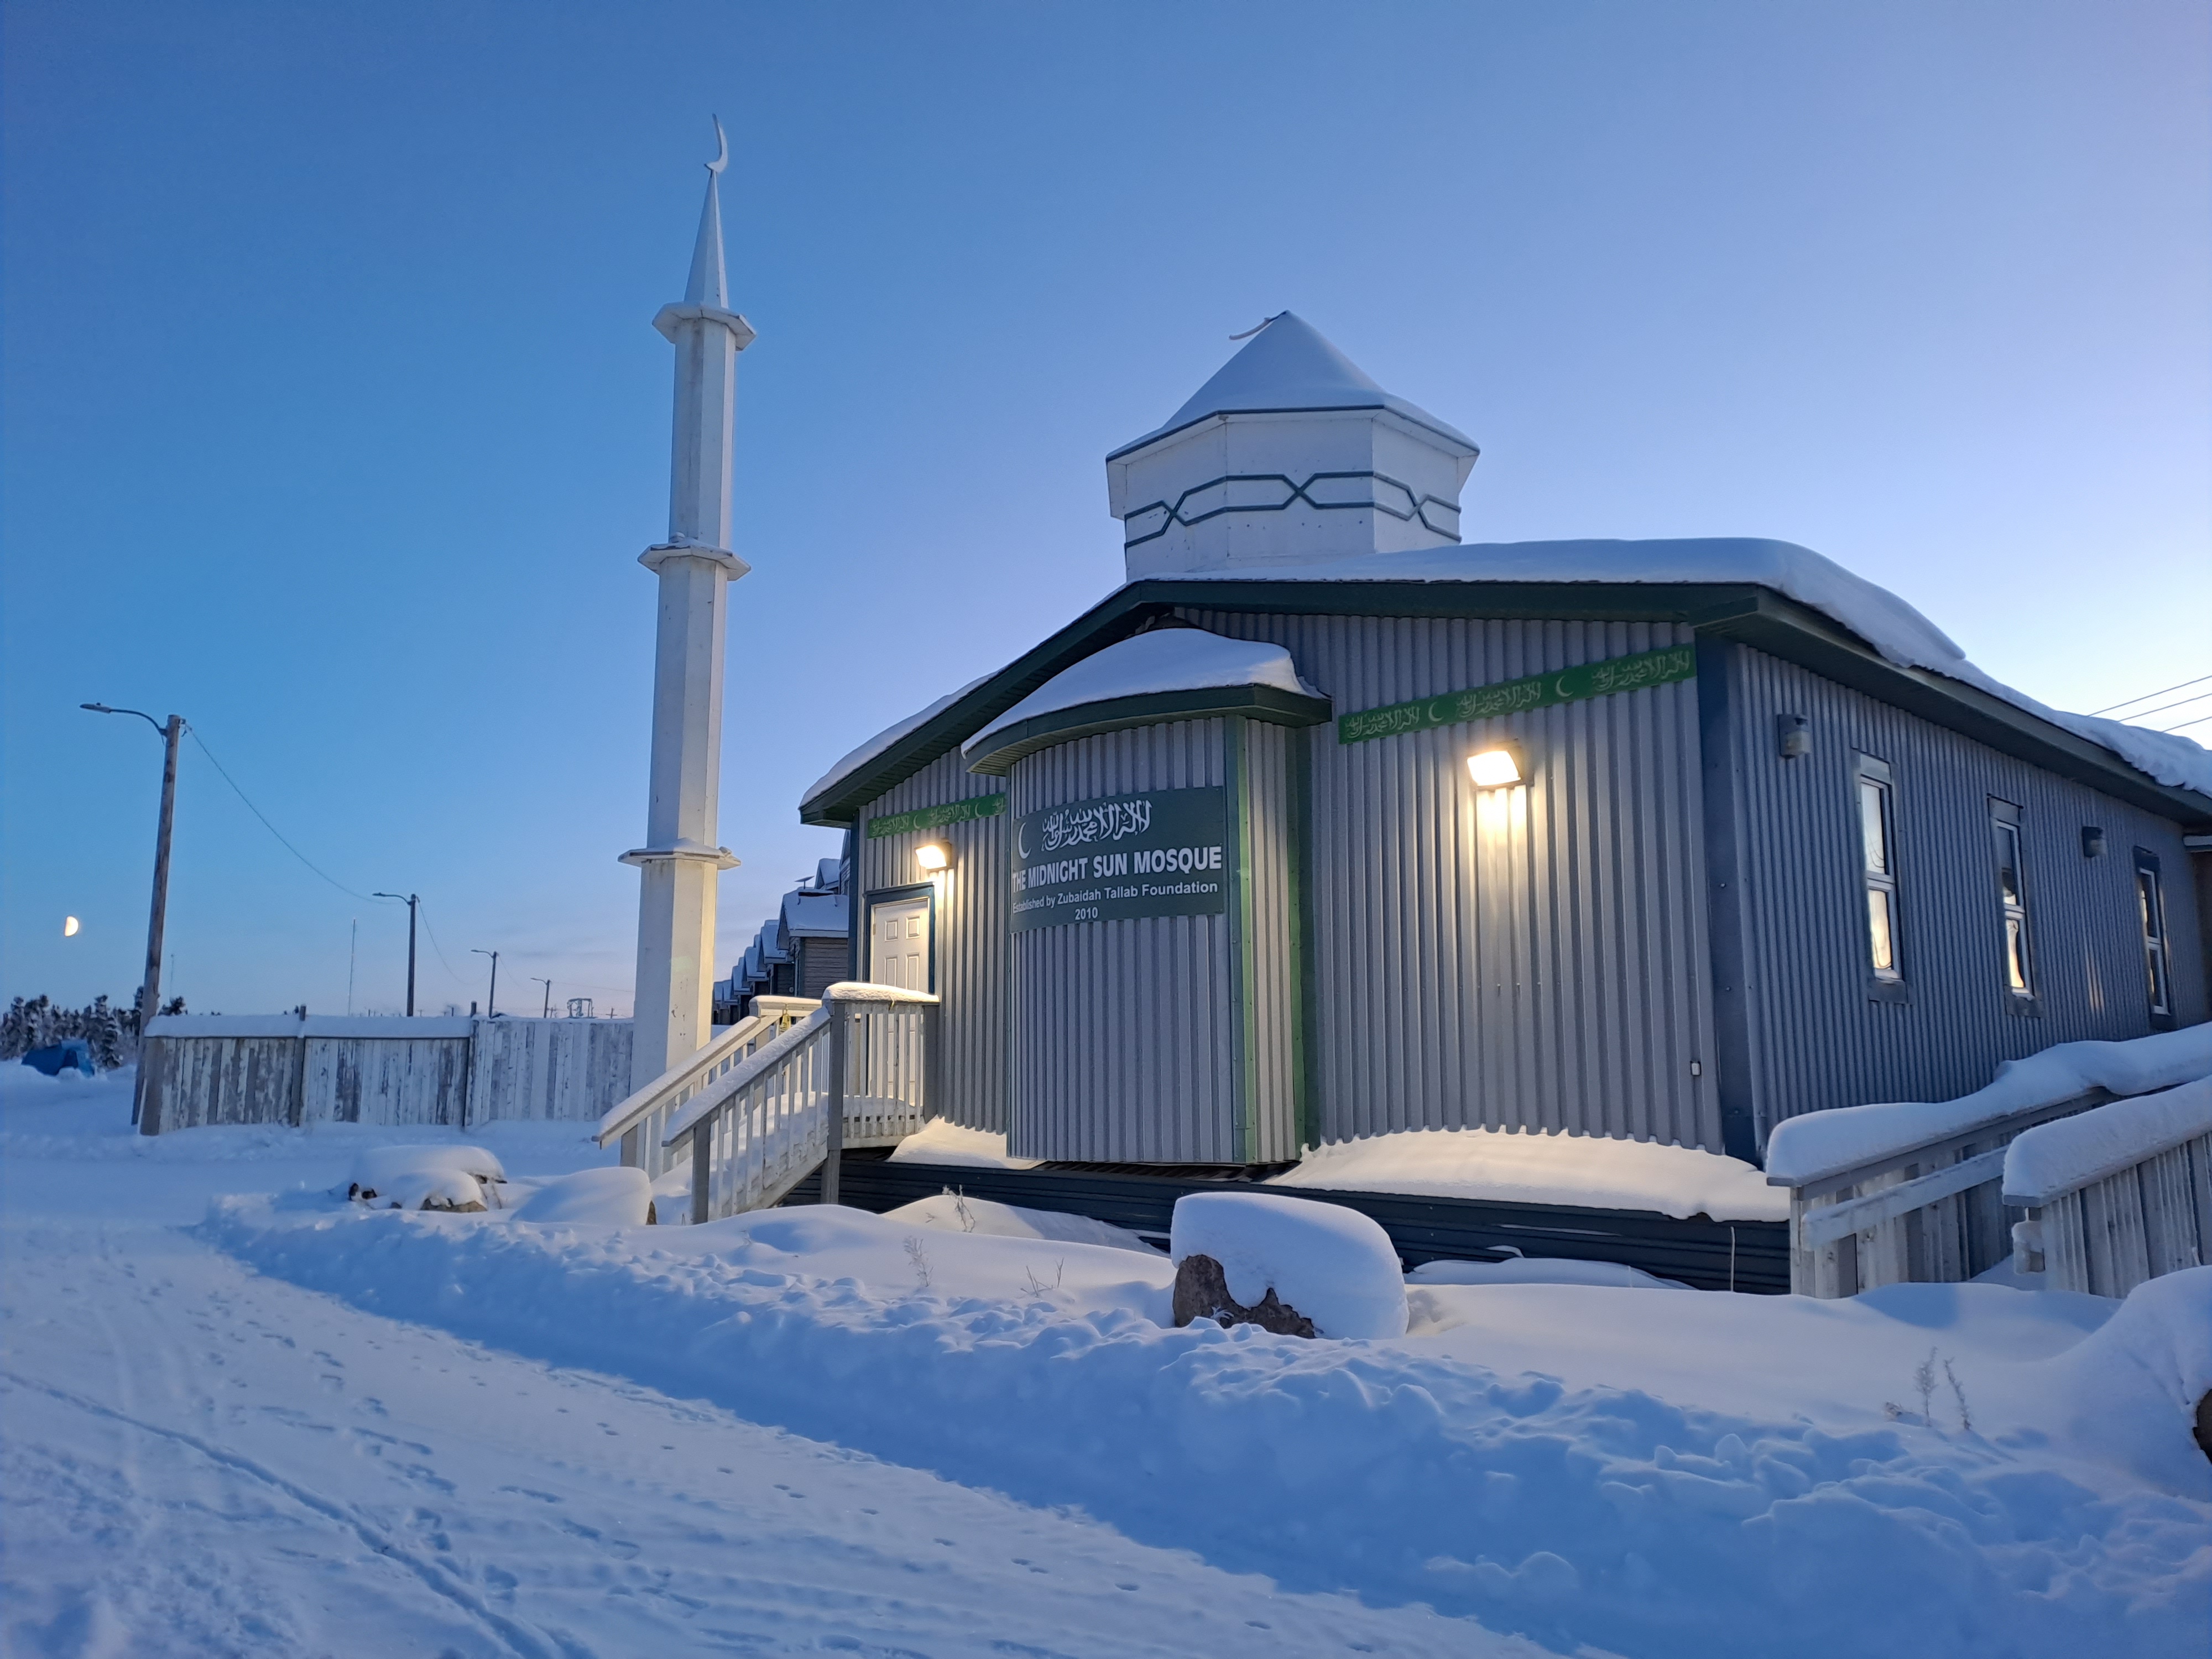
left=4, top=1, right=2206, bottom=1018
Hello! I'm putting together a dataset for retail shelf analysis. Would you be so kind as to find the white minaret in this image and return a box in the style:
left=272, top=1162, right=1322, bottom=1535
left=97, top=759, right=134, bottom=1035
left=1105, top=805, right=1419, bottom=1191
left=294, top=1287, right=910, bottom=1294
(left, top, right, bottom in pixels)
left=623, top=120, right=753, bottom=1090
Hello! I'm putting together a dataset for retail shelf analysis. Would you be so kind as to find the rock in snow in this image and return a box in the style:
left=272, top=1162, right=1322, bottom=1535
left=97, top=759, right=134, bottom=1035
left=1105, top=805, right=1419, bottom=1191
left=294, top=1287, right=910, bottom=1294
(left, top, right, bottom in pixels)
left=347, top=1143, right=508, bottom=1211
left=1169, top=1191, right=1407, bottom=1339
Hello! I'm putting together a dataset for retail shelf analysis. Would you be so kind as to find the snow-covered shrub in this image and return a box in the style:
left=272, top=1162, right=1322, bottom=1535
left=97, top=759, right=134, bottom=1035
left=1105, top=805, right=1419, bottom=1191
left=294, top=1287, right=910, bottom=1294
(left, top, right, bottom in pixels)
left=347, top=1144, right=508, bottom=1212
left=1170, top=1191, right=1406, bottom=1339
left=508, top=1165, right=653, bottom=1225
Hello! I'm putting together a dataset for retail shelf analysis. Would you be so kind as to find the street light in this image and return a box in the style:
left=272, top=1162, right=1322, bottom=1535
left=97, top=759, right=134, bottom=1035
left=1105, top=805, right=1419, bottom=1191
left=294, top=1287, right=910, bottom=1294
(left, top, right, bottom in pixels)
left=531, top=976, right=554, bottom=1019
left=81, top=702, right=184, bottom=1129
left=372, top=893, right=420, bottom=1016
left=472, top=948, right=499, bottom=1019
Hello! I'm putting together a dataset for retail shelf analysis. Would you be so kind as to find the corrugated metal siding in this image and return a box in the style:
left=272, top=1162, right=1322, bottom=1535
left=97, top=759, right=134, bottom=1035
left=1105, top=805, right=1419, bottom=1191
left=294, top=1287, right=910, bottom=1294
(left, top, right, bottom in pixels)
left=1009, top=720, right=1244, bottom=1161
left=857, top=750, right=1010, bottom=1133
left=1237, top=718, right=1303, bottom=1162
left=1718, top=641, right=2210, bottom=1142
left=1180, top=609, right=1722, bottom=1152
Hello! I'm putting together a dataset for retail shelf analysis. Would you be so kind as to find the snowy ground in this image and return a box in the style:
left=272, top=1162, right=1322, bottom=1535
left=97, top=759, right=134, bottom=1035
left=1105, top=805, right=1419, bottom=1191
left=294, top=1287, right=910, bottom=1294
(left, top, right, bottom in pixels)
left=4, top=1069, right=2208, bottom=1658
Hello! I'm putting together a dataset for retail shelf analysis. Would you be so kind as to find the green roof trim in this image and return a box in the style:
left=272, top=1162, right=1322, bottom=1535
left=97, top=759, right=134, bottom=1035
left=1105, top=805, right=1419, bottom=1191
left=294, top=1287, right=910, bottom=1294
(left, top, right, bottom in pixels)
left=800, top=578, right=2212, bottom=830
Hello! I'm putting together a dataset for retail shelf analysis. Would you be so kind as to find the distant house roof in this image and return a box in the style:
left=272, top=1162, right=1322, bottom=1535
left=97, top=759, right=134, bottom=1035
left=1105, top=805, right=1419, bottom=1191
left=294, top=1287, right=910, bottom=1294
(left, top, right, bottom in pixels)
left=1105, top=312, right=1477, bottom=461
left=781, top=890, right=849, bottom=940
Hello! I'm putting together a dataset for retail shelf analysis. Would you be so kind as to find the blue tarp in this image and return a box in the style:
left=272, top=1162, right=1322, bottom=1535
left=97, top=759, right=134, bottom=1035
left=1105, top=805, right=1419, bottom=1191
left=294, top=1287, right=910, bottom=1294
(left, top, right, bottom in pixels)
left=21, top=1040, right=95, bottom=1078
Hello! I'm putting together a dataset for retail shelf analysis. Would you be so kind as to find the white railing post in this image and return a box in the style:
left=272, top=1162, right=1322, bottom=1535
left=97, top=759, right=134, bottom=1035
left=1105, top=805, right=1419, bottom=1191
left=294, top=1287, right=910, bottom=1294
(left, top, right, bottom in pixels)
left=823, top=1005, right=848, bottom=1207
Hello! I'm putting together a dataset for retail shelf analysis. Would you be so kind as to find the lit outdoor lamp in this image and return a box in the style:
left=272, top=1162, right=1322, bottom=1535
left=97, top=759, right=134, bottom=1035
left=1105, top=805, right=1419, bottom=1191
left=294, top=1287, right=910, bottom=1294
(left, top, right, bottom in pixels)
left=1465, top=739, right=1529, bottom=789
left=915, top=842, right=952, bottom=873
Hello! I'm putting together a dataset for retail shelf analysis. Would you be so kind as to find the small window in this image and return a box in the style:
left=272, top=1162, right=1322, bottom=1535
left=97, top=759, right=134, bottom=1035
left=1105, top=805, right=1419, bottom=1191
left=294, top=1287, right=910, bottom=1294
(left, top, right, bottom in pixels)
left=1990, top=801, right=2032, bottom=1000
left=1855, top=757, right=1902, bottom=985
left=2135, top=850, right=2173, bottom=1018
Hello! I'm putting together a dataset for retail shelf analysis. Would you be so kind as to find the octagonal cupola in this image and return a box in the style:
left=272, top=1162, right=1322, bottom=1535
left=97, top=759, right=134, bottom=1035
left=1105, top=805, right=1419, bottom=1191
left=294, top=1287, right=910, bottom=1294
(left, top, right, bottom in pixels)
left=1105, top=312, right=1479, bottom=579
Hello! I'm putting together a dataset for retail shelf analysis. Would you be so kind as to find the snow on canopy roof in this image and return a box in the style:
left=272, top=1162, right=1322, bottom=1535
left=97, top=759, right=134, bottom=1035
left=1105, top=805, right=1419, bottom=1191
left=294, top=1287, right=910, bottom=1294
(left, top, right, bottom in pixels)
left=804, top=674, right=995, bottom=809
left=1106, top=312, right=1477, bottom=461
left=963, top=629, right=1320, bottom=759
left=1141, top=536, right=2212, bottom=799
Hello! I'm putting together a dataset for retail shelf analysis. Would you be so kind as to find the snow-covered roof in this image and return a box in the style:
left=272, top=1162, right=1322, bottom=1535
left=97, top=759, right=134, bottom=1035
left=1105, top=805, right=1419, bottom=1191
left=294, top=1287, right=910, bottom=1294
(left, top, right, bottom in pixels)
left=803, top=673, right=995, bottom=811
left=1138, top=538, right=2212, bottom=798
left=780, top=890, right=849, bottom=939
left=804, top=536, right=2210, bottom=817
left=1106, top=312, right=1477, bottom=461
left=963, top=629, right=1319, bottom=759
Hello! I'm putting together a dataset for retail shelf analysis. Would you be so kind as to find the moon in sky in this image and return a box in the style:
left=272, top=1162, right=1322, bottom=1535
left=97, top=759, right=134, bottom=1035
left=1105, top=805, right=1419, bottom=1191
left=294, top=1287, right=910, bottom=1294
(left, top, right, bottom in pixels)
left=62, top=916, right=80, bottom=937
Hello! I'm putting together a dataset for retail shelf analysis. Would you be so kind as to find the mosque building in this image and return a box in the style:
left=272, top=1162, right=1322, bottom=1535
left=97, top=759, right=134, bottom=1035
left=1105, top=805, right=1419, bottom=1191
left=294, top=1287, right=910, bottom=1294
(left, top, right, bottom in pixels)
left=795, top=312, right=2211, bottom=1170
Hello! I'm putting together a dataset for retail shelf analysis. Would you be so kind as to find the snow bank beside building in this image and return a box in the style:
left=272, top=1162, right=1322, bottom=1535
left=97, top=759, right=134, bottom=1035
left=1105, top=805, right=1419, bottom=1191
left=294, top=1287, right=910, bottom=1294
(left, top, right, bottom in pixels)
left=205, top=1197, right=2209, bottom=1659
left=1271, top=1124, right=1788, bottom=1221
left=886, top=1117, right=1042, bottom=1168
left=886, top=1191, right=1160, bottom=1254
left=1767, top=1025, right=2212, bottom=1185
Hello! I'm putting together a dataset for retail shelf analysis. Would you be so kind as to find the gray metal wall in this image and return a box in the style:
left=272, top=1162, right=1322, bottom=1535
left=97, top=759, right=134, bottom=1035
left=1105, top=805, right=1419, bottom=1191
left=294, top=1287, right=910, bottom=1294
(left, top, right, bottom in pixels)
left=1179, top=609, right=1723, bottom=1153
left=1710, top=640, right=2209, bottom=1144
left=856, top=750, right=1011, bottom=1133
left=1236, top=717, right=1306, bottom=1162
left=1010, top=718, right=1256, bottom=1162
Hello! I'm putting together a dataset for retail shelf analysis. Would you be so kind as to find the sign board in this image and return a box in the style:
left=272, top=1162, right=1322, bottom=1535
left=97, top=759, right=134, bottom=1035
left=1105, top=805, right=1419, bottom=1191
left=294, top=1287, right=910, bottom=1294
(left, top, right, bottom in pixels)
left=1011, top=787, right=1228, bottom=933
left=1336, top=644, right=1695, bottom=745
left=867, top=795, right=1006, bottom=839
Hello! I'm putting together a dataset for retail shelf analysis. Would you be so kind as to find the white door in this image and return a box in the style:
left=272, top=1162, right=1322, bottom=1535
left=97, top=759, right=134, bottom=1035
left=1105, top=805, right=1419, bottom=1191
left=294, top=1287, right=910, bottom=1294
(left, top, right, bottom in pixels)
left=869, top=896, right=931, bottom=992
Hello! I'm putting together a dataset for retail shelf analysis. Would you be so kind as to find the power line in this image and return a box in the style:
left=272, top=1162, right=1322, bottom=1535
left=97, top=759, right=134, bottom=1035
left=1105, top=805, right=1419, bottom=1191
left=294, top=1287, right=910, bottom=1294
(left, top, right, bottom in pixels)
left=2090, top=672, right=2212, bottom=716
left=2157, top=711, right=2212, bottom=734
left=2108, top=688, right=2212, bottom=724
left=411, top=899, right=474, bottom=993
left=188, top=729, right=385, bottom=904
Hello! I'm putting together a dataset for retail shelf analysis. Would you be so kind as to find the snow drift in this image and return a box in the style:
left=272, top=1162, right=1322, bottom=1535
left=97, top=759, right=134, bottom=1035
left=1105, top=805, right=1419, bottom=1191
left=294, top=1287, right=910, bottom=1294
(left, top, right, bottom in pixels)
left=205, top=1198, right=2210, bottom=1659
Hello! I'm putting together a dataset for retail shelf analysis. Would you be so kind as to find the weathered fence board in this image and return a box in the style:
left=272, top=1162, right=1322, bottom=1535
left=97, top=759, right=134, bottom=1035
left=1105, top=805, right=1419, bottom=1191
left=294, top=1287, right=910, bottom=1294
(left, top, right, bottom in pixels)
left=140, top=1015, right=633, bottom=1134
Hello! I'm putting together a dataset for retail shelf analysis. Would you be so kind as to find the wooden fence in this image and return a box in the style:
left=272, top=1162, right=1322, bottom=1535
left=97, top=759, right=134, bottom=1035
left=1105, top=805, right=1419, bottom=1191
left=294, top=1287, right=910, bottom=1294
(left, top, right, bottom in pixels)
left=139, top=1015, right=634, bottom=1134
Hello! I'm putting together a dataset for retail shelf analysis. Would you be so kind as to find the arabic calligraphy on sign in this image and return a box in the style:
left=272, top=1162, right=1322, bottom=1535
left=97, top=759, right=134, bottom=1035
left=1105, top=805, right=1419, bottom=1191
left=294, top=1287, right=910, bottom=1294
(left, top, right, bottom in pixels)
left=1039, top=797, right=1152, bottom=852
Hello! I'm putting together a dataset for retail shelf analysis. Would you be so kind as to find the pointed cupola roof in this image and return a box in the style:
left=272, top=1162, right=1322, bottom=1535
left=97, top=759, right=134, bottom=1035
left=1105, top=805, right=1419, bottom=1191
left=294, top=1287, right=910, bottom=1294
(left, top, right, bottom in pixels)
left=1107, top=312, right=1475, bottom=461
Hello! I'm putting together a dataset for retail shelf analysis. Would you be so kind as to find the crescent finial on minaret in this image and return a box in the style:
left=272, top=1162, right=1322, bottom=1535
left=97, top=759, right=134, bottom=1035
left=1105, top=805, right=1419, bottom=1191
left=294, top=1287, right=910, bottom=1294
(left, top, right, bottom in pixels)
left=707, top=114, right=728, bottom=178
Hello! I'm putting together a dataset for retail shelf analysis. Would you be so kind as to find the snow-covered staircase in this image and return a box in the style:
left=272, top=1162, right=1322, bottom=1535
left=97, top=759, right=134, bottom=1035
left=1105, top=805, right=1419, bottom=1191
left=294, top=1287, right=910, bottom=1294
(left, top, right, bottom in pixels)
left=600, top=984, right=938, bottom=1224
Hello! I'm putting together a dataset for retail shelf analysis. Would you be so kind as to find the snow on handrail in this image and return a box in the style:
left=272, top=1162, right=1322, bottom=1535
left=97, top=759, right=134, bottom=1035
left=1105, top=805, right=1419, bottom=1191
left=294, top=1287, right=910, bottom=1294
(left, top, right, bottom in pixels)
left=2001, top=1077, right=2212, bottom=1208
left=821, top=980, right=941, bottom=1005
left=1766, top=1025, right=2212, bottom=1188
left=661, top=1009, right=829, bottom=1147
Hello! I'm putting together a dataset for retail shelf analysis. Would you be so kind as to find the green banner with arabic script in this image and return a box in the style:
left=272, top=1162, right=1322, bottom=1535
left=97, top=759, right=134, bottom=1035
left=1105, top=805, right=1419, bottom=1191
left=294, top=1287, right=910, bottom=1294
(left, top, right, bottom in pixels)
left=1336, top=644, right=1696, bottom=745
left=866, top=794, right=1006, bottom=839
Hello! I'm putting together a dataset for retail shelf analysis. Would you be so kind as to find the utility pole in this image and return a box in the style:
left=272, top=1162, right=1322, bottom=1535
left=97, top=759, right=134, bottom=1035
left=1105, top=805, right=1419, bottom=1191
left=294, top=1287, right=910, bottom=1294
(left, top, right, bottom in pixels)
left=372, top=893, right=420, bottom=1016
left=472, top=948, right=499, bottom=1018
left=81, top=704, right=182, bottom=1129
left=532, top=977, right=553, bottom=1019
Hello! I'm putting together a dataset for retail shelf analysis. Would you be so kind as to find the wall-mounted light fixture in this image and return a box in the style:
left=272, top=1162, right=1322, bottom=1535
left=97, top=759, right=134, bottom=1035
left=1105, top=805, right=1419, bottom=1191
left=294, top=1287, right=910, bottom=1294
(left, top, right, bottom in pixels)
left=1776, top=714, right=1812, bottom=759
left=2080, top=826, right=2107, bottom=860
left=915, top=842, right=951, bottom=873
left=1465, top=740, right=1528, bottom=789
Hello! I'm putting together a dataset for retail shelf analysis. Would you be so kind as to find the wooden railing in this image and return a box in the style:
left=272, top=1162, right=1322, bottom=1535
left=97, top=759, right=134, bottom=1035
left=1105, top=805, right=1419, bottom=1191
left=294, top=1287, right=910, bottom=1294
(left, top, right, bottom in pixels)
left=2004, top=1079, right=2212, bottom=1297
left=595, top=996, right=820, bottom=1181
left=1773, top=1091, right=2110, bottom=1298
left=661, top=982, right=939, bottom=1224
